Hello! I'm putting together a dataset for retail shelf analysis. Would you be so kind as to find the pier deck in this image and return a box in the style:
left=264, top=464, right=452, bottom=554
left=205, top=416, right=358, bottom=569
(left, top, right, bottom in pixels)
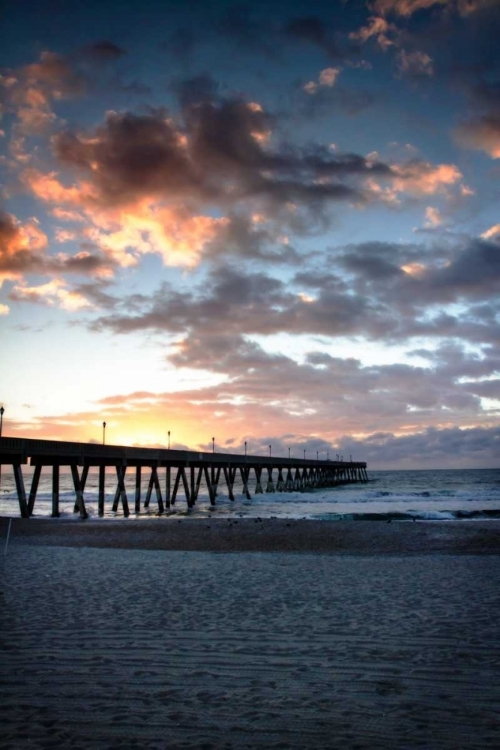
left=0, top=437, right=368, bottom=518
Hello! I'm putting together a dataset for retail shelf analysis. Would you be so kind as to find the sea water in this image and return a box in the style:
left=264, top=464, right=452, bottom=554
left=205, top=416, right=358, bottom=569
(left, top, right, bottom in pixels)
left=0, top=466, right=499, bottom=521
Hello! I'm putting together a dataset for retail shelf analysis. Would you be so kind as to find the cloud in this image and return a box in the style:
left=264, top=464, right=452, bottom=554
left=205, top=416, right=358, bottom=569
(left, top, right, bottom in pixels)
left=424, top=206, right=444, bottom=226
left=0, top=207, right=117, bottom=291
left=52, top=111, right=196, bottom=207
left=371, top=0, right=449, bottom=15
left=339, top=424, right=500, bottom=468
left=387, top=160, right=463, bottom=196
left=338, top=234, right=500, bottom=308
left=481, top=224, right=500, bottom=240
left=80, top=41, right=127, bottom=62
left=0, top=209, right=48, bottom=281
left=456, top=0, right=500, bottom=14
left=89, top=228, right=500, bottom=356
left=303, top=67, right=341, bottom=95
left=9, top=278, right=95, bottom=310
left=80, top=330, right=498, bottom=448
left=349, top=16, right=397, bottom=49
left=372, top=0, right=497, bottom=16
left=396, top=49, right=434, bottom=76
left=285, top=16, right=341, bottom=59
left=455, top=114, right=500, bottom=158
left=20, top=98, right=401, bottom=269
left=1, top=50, right=84, bottom=138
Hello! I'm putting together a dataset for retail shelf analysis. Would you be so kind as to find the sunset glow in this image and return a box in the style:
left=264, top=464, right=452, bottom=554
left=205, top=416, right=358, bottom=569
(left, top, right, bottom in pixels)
left=1, top=0, right=499, bottom=468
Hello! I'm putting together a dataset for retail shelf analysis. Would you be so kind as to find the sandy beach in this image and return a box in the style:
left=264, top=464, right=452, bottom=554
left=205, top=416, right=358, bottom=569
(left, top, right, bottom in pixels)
left=1, top=519, right=500, bottom=749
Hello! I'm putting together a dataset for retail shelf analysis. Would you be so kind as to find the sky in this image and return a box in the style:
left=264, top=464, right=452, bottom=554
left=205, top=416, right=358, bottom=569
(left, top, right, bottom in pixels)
left=0, top=0, right=499, bottom=469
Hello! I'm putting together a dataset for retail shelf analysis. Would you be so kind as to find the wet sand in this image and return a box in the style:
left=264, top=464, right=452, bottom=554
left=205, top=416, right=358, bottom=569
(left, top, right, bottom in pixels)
left=1, top=519, right=500, bottom=748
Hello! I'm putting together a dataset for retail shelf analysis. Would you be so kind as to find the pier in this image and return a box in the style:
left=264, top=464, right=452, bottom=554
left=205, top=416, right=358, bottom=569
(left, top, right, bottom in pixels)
left=0, top=437, right=368, bottom=518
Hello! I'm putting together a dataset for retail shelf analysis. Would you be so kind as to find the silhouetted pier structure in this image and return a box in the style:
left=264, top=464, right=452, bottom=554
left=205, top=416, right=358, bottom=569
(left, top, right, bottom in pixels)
left=0, top=437, right=368, bottom=519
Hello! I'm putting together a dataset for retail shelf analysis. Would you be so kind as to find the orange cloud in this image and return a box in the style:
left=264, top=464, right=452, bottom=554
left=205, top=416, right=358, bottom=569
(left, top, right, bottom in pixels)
left=349, top=16, right=396, bottom=49
left=10, top=278, right=94, bottom=310
left=0, top=210, right=48, bottom=282
left=481, top=224, right=500, bottom=240
left=372, top=0, right=494, bottom=15
left=25, top=164, right=230, bottom=269
left=372, top=0, right=448, bottom=16
left=455, top=116, right=500, bottom=159
left=1, top=51, right=83, bottom=146
left=24, top=168, right=95, bottom=205
left=87, top=201, right=230, bottom=268
left=365, top=160, right=463, bottom=205
left=303, top=67, right=341, bottom=94
left=391, top=162, right=462, bottom=195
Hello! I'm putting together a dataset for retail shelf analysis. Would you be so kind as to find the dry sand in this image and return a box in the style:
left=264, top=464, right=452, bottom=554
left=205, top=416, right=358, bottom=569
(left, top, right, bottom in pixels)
left=1, top=518, right=500, bottom=749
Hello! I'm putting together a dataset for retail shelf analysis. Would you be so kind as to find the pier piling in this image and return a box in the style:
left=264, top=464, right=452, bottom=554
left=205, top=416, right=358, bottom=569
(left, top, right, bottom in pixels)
left=0, top=437, right=368, bottom=518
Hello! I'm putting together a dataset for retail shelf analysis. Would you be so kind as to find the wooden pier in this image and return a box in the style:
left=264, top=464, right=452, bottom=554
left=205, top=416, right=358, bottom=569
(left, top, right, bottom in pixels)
left=0, top=437, right=368, bottom=519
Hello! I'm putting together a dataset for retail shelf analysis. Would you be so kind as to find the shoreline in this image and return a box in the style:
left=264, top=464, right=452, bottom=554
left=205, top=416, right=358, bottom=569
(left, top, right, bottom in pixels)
left=2, top=518, right=500, bottom=748
left=2, top=516, right=500, bottom=555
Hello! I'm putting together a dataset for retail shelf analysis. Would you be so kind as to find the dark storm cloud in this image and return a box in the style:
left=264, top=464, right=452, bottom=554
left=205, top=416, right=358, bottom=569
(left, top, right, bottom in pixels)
left=429, top=237, right=500, bottom=296
left=53, top=251, right=117, bottom=277
left=284, top=16, right=342, bottom=60
left=52, top=97, right=390, bottom=216
left=80, top=41, right=127, bottom=62
left=53, top=110, right=197, bottom=204
left=340, top=424, right=500, bottom=467
left=70, top=281, right=118, bottom=309
left=205, top=214, right=303, bottom=264
left=88, top=226, right=500, bottom=351
left=92, top=262, right=395, bottom=342
left=409, top=342, right=500, bottom=381
left=334, top=236, right=500, bottom=308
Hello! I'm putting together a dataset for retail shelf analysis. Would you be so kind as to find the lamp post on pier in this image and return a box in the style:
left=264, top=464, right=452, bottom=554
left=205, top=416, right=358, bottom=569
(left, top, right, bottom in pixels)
left=303, top=449, right=306, bottom=460
left=269, top=444, right=272, bottom=457
left=212, top=437, right=215, bottom=453
left=102, top=421, right=106, bottom=446
left=317, top=450, right=319, bottom=461
left=244, top=441, right=247, bottom=456
left=168, top=430, right=171, bottom=450
left=288, top=447, right=290, bottom=459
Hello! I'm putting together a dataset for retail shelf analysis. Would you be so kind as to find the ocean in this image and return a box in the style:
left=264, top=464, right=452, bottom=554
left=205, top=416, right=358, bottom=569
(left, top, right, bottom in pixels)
left=0, top=466, right=499, bottom=522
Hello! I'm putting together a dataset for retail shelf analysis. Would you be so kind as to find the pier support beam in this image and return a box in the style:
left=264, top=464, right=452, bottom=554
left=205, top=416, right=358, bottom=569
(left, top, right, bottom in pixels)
left=13, top=464, right=29, bottom=519
left=265, top=468, right=275, bottom=493
left=112, top=466, right=129, bottom=517
left=28, top=464, right=42, bottom=516
left=52, top=464, right=59, bottom=518
left=134, top=466, right=141, bottom=513
left=98, top=465, right=106, bottom=516
left=71, top=465, right=88, bottom=518
left=240, top=467, right=251, bottom=499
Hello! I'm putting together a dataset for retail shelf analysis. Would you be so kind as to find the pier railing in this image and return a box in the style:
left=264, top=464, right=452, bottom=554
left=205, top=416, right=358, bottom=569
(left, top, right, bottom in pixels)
left=0, top=437, right=368, bottom=519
